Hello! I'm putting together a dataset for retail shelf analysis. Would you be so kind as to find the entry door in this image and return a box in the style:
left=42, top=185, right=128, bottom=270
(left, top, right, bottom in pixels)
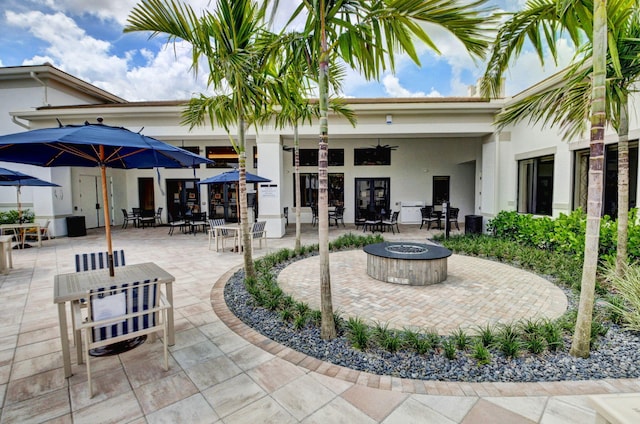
left=138, top=178, right=155, bottom=211
left=433, top=176, right=450, bottom=205
left=355, top=178, right=390, bottom=220
left=78, top=175, right=112, bottom=228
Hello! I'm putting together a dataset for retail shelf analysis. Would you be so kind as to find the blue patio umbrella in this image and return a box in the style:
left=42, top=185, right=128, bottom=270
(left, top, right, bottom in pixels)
left=0, top=121, right=213, bottom=275
left=197, top=169, right=271, bottom=185
left=0, top=166, right=61, bottom=226
left=198, top=170, right=271, bottom=220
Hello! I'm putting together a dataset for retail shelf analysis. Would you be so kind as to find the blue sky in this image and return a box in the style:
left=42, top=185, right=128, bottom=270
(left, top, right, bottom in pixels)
left=0, top=0, right=576, bottom=102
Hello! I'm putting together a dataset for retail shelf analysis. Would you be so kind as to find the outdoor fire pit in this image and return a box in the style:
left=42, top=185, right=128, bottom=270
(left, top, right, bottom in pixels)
left=363, top=242, right=452, bottom=286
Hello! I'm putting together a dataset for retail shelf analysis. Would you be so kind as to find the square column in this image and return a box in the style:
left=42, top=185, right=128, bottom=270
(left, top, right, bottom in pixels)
left=256, top=134, right=285, bottom=238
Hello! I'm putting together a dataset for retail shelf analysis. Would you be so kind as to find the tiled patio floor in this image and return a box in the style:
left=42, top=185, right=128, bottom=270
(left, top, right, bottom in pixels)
left=0, top=222, right=637, bottom=423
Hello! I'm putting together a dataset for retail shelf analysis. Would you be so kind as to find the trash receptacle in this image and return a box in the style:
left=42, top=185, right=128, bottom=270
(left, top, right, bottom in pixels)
left=465, top=215, right=483, bottom=235
left=66, top=216, right=86, bottom=237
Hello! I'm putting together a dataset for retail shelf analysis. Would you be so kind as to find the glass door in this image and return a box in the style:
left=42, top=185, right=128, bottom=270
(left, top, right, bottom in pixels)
left=207, top=183, right=238, bottom=222
left=355, top=178, right=390, bottom=220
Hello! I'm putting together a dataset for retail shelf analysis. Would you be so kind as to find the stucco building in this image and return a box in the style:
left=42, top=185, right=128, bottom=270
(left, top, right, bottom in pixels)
left=1, top=64, right=637, bottom=238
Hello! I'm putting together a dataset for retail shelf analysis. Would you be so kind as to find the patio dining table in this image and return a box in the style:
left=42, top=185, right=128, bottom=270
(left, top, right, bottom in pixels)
left=210, top=224, right=241, bottom=252
left=0, top=222, right=42, bottom=248
left=54, top=262, right=175, bottom=378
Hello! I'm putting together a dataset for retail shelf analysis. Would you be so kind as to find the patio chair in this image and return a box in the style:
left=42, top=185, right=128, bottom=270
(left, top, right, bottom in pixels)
left=283, top=207, right=289, bottom=226
left=240, top=220, right=267, bottom=250
left=139, top=209, right=156, bottom=228
left=330, top=206, right=346, bottom=227
left=121, top=209, right=136, bottom=229
left=381, top=210, right=400, bottom=234
left=167, top=213, right=186, bottom=236
left=208, top=218, right=235, bottom=251
left=189, top=212, right=208, bottom=234
left=155, top=207, right=163, bottom=224
left=23, top=219, right=51, bottom=242
left=72, top=279, right=170, bottom=397
left=75, top=250, right=126, bottom=272
left=311, top=205, right=318, bottom=227
left=420, top=206, right=440, bottom=230
left=72, top=249, right=126, bottom=354
left=446, top=207, right=460, bottom=231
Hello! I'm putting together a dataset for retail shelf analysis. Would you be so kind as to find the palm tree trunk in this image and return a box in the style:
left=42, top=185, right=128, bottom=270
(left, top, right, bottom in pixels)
left=294, top=124, right=302, bottom=251
left=238, top=116, right=255, bottom=280
left=570, top=0, right=607, bottom=358
left=616, top=95, right=629, bottom=274
left=318, top=6, right=336, bottom=340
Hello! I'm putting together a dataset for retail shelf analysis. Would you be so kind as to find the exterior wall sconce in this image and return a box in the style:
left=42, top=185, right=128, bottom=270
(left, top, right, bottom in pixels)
left=386, top=114, right=393, bottom=125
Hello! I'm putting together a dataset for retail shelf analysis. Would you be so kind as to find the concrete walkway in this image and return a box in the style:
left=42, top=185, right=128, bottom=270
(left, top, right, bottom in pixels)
left=0, top=223, right=637, bottom=423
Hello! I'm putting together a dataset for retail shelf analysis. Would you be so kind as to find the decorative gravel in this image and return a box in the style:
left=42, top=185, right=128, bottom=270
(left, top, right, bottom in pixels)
left=224, top=256, right=640, bottom=383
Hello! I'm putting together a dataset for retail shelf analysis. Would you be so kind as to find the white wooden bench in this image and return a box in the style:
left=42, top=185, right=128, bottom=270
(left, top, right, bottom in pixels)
left=589, top=394, right=640, bottom=424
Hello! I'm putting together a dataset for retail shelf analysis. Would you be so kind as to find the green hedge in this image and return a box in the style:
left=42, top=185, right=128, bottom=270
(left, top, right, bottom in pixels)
left=487, top=209, right=640, bottom=262
left=0, top=209, right=34, bottom=224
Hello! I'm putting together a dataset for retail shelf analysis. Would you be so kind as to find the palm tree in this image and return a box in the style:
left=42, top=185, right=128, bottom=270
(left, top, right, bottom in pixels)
left=125, top=0, right=280, bottom=280
left=480, top=0, right=637, bottom=357
left=272, top=0, right=495, bottom=339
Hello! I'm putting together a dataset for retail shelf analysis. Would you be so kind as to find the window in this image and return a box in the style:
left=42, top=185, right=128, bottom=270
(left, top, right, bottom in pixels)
left=354, top=148, right=391, bottom=166
left=253, top=146, right=258, bottom=168
left=518, top=155, right=554, bottom=215
left=294, top=173, right=344, bottom=207
left=574, top=142, right=638, bottom=216
left=295, top=149, right=344, bottom=166
left=206, top=146, right=237, bottom=168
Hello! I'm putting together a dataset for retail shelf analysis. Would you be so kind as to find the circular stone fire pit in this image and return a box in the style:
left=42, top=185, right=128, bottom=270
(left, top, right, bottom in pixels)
left=363, top=242, right=452, bottom=286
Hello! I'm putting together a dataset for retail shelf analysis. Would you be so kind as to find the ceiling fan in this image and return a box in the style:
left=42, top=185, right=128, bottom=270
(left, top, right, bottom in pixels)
left=370, top=139, right=399, bottom=151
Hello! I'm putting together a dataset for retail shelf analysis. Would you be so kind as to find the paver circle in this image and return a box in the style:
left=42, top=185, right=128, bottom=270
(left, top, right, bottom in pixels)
left=277, top=250, right=568, bottom=334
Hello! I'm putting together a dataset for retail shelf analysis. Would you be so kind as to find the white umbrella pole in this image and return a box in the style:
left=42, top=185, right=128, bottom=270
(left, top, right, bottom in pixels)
left=99, top=148, right=115, bottom=277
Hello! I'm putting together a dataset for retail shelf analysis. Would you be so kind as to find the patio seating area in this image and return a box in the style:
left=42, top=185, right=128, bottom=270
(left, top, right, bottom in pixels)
left=0, top=222, right=636, bottom=422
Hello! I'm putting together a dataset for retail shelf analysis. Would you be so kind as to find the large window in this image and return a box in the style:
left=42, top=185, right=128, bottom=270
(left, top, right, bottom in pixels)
left=574, top=142, right=638, bottom=216
left=295, top=149, right=344, bottom=166
left=206, top=146, right=237, bottom=168
left=294, top=173, right=344, bottom=206
left=518, top=155, right=554, bottom=215
left=354, top=148, right=391, bottom=165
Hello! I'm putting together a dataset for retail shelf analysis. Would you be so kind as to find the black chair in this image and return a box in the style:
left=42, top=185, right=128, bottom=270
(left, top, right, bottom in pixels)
left=330, top=206, right=346, bottom=227
left=139, top=209, right=156, bottom=228
left=121, top=209, right=135, bottom=229
left=420, top=206, right=441, bottom=230
left=362, top=210, right=382, bottom=232
left=189, top=212, right=208, bottom=234
left=283, top=207, right=289, bottom=226
left=167, top=213, right=186, bottom=235
left=447, top=207, right=460, bottom=230
left=155, top=207, right=163, bottom=224
left=381, top=210, right=400, bottom=234
left=311, top=205, right=319, bottom=227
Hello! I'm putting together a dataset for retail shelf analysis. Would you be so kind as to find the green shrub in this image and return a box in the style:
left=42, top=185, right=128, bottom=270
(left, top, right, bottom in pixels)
left=402, top=328, right=432, bottom=354
left=540, top=319, right=564, bottom=351
left=471, top=342, right=491, bottom=365
left=603, top=262, right=640, bottom=332
left=0, top=209, right=34, bottom=224
left=475, top=323, right=496, bottom=347
left=346, top=317, right=369, bottom=350
left=451, top=328, right=471, bottom=350
left=293, top=314, right=307, bottom=330
left=442, top=339, right=456, bottom=360
left=493, top=324, right=522, bottom=358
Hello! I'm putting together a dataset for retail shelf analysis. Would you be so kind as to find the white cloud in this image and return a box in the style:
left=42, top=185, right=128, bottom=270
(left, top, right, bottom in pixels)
left=501, top=38, right=576, bottom=96
left=33, top=0, right=215, bottom=25
left=6, top=10, right=209, bottom=101
left=382, top=74, right=441, bottom=98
